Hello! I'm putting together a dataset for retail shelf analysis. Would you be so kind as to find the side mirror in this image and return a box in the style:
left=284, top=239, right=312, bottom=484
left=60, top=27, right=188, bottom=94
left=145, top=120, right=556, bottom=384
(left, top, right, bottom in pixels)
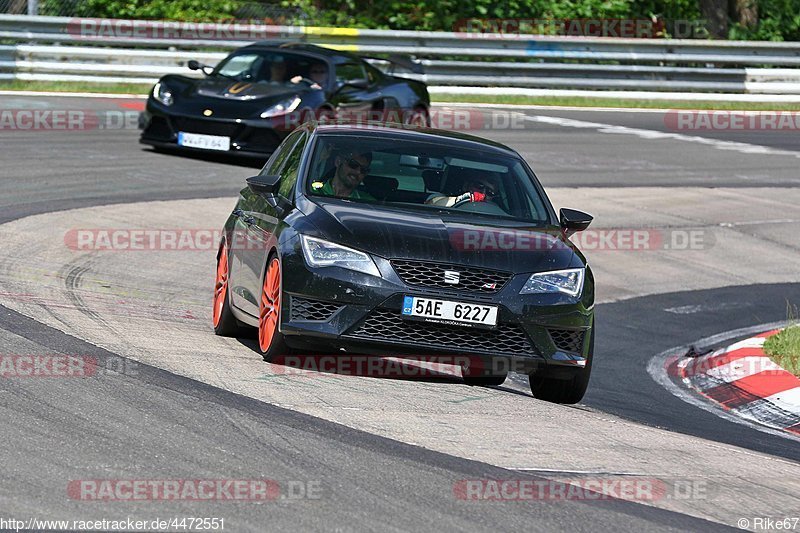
left=560, top=208, right=593, bottom=235
left=188, top=60, right=214, bottom=76
left=246, top=174, right=281, bottom=196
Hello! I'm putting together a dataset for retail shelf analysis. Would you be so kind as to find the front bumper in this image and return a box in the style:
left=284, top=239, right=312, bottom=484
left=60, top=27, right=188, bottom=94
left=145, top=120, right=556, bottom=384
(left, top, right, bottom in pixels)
left=138, top=107, right=289, bottom=157
left=278, top=246, right=594, bottom=372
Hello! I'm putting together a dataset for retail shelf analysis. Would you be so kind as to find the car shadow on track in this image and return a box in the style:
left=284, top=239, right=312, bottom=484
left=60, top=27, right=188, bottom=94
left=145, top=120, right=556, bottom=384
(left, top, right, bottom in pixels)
left=236, top=336, right=532, bottom=391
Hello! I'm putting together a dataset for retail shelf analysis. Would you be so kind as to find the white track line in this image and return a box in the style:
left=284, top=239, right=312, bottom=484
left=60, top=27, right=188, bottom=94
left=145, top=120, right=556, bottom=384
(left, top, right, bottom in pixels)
left=525, top=114, right=800, bottom=159
left=429, top=86, right=800, bottom=103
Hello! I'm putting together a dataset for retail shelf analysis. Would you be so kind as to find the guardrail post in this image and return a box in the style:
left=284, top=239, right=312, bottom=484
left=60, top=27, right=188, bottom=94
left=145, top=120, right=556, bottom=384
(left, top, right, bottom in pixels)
left=27, top=0, right=38, bottom=16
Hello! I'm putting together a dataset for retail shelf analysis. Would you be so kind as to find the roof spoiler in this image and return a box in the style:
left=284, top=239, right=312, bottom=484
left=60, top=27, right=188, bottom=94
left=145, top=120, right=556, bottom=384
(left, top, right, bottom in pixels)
left=362, top=54, right=424, bottom=75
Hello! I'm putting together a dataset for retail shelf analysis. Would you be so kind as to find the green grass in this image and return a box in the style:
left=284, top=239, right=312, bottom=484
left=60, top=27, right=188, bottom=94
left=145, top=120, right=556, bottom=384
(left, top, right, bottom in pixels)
left=4, top=81, right=800, bottom=111
left=0, top=80, right=152, bottom=95
left=764, top=326, right=800, bottom=377
left=432, top=93, right=800, bottom=111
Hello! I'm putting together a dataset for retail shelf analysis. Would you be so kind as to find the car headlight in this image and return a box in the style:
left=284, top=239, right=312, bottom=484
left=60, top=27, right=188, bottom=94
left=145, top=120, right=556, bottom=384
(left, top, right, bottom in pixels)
left=152, top=82, right=174, bottom=106
left=261, top=96, right=302, bottom=118
left=520, top=268, right=584, bottom=297
left=300, top=235, right=381, bottom=277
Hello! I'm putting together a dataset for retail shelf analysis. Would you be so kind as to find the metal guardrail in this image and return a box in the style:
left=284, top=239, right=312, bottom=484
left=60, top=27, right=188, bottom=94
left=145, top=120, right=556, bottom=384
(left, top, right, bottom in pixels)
left=1, top=14, right=800, bottom=94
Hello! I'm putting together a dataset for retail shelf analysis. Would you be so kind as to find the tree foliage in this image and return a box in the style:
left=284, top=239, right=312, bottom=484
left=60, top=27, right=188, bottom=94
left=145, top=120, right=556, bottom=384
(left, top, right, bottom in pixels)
left=62, top=0, right=800, bottom=41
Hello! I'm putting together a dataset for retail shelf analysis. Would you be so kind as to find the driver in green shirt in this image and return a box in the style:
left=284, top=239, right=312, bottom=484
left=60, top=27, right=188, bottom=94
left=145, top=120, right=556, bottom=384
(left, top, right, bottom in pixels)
left=313, top=150, right=376, bottom=201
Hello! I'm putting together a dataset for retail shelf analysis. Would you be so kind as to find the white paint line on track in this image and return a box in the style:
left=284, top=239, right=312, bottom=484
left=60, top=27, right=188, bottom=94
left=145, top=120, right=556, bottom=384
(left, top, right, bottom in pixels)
left=646, top=321, right=800, bottom=443
left=429, top=86, right=800, bottom=103
left=525, top=114, right=800, bottom=159
left=438, top=102, right=678, bottom=113
left=441, top=102, right=800, bottom=113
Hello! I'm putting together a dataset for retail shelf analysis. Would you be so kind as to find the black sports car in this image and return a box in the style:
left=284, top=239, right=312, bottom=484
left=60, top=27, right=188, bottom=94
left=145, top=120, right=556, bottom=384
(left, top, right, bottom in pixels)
left=139, top=42, right=430, bottom=159
left=213, top=122, right=595, bottom=403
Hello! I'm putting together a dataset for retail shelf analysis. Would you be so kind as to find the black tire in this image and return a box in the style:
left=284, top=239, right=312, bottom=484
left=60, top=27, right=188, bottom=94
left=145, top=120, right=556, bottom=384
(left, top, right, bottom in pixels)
left=213, top=242, right=244, bottom=337
left=529, top=323, right=594, bottom=404
left=258, top=253, right=289, bottom=363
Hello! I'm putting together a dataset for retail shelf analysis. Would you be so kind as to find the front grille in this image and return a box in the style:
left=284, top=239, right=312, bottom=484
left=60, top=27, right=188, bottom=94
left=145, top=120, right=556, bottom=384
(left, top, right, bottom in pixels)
left=290, top=297, right=342, bottom=321
left=348, top=308, right=537, bottom=356
left=171, top=117, right=241, bottom=137
left=548, top=328, right=585, bottom=353
left=391, top=260, right=512, bottom=293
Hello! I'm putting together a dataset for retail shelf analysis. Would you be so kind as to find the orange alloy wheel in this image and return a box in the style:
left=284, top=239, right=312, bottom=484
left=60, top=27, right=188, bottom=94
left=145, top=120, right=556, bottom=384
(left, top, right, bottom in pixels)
left=259, top=257, right=281, bottom=352
left=212, top=245, right=228, bottom=328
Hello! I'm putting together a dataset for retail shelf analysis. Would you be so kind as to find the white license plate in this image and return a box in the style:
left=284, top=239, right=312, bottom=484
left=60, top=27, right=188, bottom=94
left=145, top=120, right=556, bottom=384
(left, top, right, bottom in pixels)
left=177, top=131, right=230, bottom=151
left=401, top=296, right=498, bottom=329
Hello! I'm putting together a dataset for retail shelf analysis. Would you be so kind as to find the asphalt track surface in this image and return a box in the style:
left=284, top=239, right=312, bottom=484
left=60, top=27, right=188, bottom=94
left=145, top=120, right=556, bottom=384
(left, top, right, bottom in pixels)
left=1, top=95, right=799, bottom=531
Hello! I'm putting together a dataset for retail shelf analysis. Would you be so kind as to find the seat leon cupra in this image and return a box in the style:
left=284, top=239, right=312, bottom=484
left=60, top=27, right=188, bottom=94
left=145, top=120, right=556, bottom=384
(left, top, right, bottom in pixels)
left=213, top=121, right=595, bottom=403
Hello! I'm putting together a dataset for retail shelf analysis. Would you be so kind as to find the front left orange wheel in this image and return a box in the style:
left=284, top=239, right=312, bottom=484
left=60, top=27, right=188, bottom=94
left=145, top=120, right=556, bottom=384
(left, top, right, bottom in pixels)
left=213, top=242, right=243, bottom=337
left=258, top=255, right=288, bottom=362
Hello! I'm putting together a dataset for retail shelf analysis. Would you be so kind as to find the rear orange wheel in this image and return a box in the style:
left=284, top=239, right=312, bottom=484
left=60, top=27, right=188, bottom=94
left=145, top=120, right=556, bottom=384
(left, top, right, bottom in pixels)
left=258, top=255, right=287, bottom=361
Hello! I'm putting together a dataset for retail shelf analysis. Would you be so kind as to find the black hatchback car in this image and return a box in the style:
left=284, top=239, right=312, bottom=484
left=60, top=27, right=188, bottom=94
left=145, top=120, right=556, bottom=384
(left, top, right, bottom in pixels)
left=140, top=42, right=430, bottom=159
left=213, top=122, right=595, bottom=403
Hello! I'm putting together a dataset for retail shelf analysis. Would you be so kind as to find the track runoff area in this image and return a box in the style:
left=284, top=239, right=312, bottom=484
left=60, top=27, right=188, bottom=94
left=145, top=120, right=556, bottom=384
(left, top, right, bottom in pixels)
left=0, top=93, right=799, bottom=531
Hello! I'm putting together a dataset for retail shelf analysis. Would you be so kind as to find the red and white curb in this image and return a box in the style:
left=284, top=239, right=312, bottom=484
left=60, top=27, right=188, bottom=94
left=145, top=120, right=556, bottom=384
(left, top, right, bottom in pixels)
left=666, top=330, right=800, bottom=436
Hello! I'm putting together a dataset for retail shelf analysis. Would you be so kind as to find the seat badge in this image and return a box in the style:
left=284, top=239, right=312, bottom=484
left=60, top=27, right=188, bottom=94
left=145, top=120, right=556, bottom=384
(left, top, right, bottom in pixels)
left=443, top=270, right=460, bottom=285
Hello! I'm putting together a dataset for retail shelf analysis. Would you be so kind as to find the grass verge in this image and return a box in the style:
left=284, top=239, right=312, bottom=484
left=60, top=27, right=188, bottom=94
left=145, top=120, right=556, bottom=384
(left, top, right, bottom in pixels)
left=432, top=93, right=800, bottom=111
left=0, top=80, right=152, bottom=95
left=764, top=326, right=800, bottom=377
left=3, top=81, right=800, bottom=111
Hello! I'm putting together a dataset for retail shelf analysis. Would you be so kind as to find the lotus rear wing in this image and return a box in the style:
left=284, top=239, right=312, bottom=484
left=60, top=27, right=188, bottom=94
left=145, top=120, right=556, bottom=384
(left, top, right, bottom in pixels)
left=362, top=54, right=424, bottom=75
